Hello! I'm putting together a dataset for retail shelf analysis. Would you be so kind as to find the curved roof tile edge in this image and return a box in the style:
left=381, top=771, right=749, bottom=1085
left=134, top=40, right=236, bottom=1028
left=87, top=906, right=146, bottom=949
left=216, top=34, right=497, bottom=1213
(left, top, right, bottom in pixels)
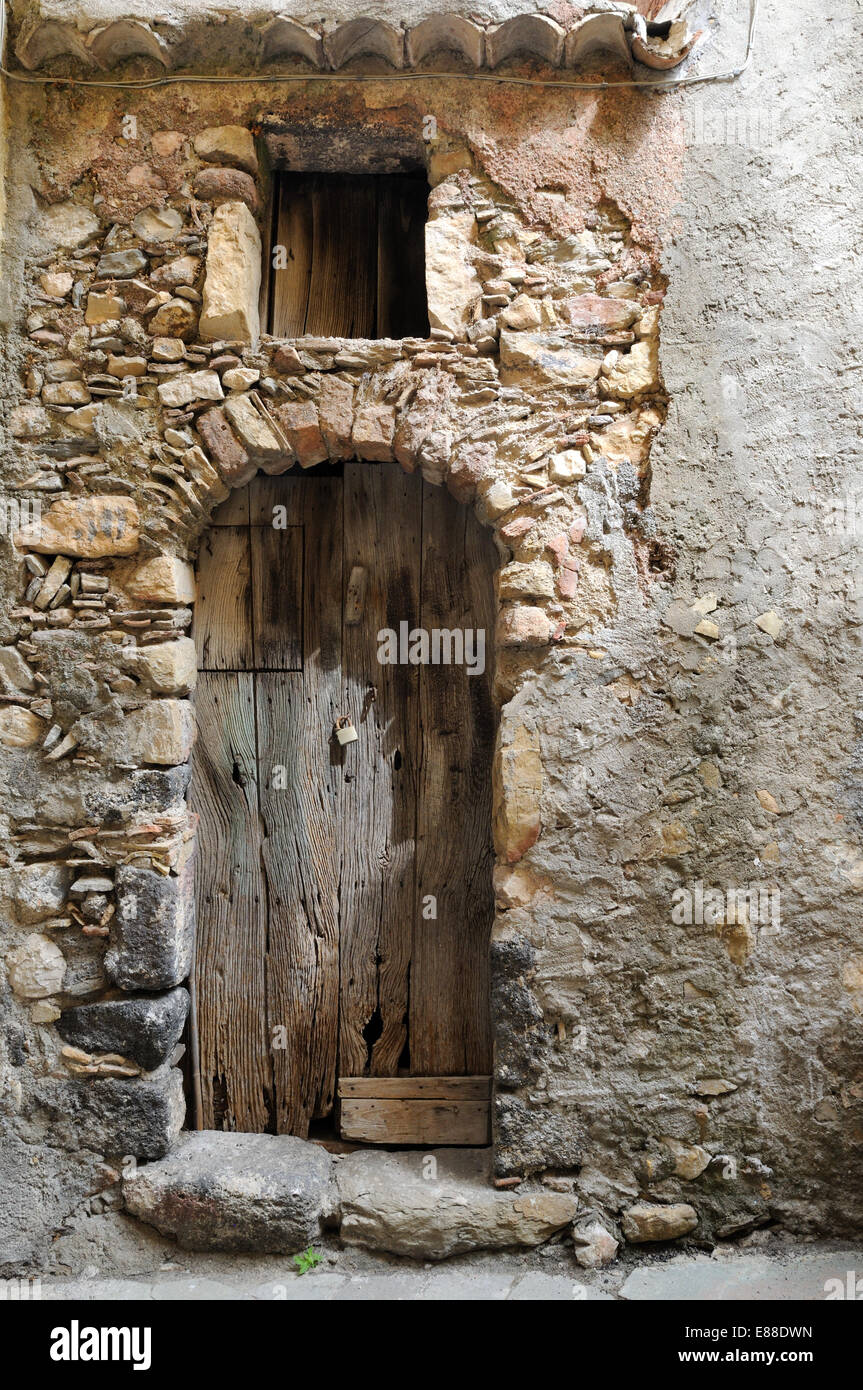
left=11, top=6, right=698, bottom=76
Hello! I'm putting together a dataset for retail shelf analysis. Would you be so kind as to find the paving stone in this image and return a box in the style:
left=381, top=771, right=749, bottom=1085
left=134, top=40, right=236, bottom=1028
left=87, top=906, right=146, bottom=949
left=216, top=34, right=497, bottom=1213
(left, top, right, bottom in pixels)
left=620, top=1249, right=863, bottom=1301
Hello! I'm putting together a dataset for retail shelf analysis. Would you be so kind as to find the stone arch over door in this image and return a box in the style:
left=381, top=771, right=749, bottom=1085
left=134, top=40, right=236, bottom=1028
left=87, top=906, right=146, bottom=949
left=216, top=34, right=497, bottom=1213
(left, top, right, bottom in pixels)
left=189, top=455, right=499, bottom=1141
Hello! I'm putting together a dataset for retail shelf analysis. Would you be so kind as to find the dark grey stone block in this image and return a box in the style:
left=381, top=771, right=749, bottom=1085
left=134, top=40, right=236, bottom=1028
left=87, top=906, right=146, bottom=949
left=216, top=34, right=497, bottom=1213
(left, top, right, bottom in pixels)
left=57, top=989, right=189, bottom=1072
left=124, top=1132, right=335, bottom=1253
left=106, top=861, right=195, bottom=990
left=37, top=1068, right=185, bottom=1161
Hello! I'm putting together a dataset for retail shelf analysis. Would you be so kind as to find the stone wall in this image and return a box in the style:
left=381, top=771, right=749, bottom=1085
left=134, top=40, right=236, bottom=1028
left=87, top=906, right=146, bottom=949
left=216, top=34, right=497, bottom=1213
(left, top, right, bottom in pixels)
left=1, top=0, right=861, bottom=1271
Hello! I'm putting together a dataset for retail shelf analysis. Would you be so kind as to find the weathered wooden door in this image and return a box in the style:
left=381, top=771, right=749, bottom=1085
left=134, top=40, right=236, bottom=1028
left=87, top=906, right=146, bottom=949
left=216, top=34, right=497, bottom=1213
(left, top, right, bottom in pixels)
left=191, top=464, right=496, bottom=1143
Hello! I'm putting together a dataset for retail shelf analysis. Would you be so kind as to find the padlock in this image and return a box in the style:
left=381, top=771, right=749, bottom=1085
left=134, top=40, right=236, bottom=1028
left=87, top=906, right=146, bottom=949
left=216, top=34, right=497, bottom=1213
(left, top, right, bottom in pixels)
left=334, top=716, right=358, bottom=746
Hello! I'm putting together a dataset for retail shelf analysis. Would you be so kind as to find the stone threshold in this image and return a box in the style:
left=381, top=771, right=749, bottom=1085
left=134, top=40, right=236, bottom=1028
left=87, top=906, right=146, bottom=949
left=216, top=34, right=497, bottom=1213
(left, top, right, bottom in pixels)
left=123, top=1130, right=580, bottom=1261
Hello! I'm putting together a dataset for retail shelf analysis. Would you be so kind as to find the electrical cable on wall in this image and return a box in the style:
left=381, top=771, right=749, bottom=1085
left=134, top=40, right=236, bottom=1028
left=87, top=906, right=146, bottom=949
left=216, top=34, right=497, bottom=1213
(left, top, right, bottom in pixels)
left=0, top=1, right=758, bottom=94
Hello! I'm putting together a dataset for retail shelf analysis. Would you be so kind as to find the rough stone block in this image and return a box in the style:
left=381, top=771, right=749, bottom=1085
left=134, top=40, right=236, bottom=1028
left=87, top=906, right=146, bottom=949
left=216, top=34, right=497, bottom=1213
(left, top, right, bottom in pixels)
left=156, top=370, right=223, bottom=409
left=500, top=293, right=542, bottom=331
left=602, top=339, right=661, bottom=399
left=132, top=206, right=183, bottom=242
left=499, top=330, right=602, bottom=386
left=352, top=404, right=396, bottom=462
left=197, top=407, right=255, bottom=487
left=496, top=605, right=554, bottom=648
left=6, top=932, right=66, bottom=998
left=425, top=212, right=483, bottom=338
left=127, top=637, right=197, bottom=695
left=123, top=1132, right=334, bottom=1252
left=317, top=376, right=354, bottom=458
left=448, top=441, right=494, bottom=503
left=96, top=249, right=148, bottom=279
left=148, top=298, right=198, bottom=341
left=57, top=988, right=189, bottom=1072
left=193, top=125, right=258, bottom=176
left=40, top=1069, right=185, bottom=1160
left=223, top=394, right=283, bottom=466
left=193, top=167, right=258, bottom=214
left=337, top=1148, right=577, bottom=1259
left=15, top=497, right=140, bottom=557
left=0, top=706, right=44, bottom=747
left=125, top=555, right=195, bottom=604
left=573, top=1218, right=620, bottom=1268
left=42, top=380, right=91, bottom=406
left=493, top=720, right=543, bottom=863
left=39, top=200, right=100, bottom=251
left=564, top=293, right=640, bottom=333
left=273, top=401, right=327, bottom=468
left=0, top=646, right=36, bottom=695
left=106, top=861, right=195, bottom=991
left=151, top=255, right=200, bottom=290
left=125, top=698, right=196, bottom=766
left=12, top=863, right=69, bottom=923
left=199, top=201, right=261, bottom=345
left=622, top=1203, right=698, bottom=1243
left=86, top=292, right=125, bottom=325
left=497, top=560, right=556, bottom=600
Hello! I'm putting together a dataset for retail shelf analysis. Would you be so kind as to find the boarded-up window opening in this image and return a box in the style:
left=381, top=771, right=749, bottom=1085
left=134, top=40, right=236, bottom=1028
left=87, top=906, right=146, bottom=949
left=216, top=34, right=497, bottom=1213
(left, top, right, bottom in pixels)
left=268, top=172, right=430, bottom=340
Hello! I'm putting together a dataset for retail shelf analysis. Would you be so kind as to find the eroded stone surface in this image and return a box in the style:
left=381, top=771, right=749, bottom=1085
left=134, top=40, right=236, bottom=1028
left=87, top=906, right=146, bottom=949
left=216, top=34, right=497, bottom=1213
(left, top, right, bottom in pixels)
left=124, top=1132, right=334, bottom=1253
left=15, top=497, right=140, bottom=557
left=57, top=990, right=189, bottom=1072
left=7, top=933, right=66, bottom=998
left=621, top=1203, right=699, bottom=1244
left=336, top=1148, right=577, bottom=1258
left=106, top=863, right=195, bottom=991
left=199, top=201, right=261, bottom=345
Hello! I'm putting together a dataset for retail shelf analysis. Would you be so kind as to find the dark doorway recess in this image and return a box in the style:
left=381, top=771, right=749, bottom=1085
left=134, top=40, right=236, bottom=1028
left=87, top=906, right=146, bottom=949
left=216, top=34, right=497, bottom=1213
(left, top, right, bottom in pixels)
left=267, top=172, right=430, bottom=339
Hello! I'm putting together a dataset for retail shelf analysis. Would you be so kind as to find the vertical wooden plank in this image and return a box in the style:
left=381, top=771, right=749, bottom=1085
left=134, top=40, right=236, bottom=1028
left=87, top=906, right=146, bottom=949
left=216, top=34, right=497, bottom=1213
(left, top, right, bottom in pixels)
left=248, top=472, right=308, bottom=526
left=306, top=176, right=377, bottom=339
left=377, top=176, right=430, bottom=339
left=209, top=489, right=250, bottom=527
left=258, top=160, right=274, bottom=335
left=193, top=527, right=253, bottom=672
left=411, top=482, right=496, bottom=1075
left=262, top=476, right=343, bottom=1134
left=340, top=462, right=422, bottom=1077
left=270, top=174, right=314, bottom=338
left=190, top=672, right=271, bottom=1132
left=251, top=525, right=303, bottom=671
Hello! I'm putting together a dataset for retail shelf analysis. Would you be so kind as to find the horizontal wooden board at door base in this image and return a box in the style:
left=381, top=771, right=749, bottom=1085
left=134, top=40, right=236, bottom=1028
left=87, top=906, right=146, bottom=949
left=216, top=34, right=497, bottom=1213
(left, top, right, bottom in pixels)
left=338, top=1075, right=491, bottom=1100
left=339, top=1097, right=491, bottom=1146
